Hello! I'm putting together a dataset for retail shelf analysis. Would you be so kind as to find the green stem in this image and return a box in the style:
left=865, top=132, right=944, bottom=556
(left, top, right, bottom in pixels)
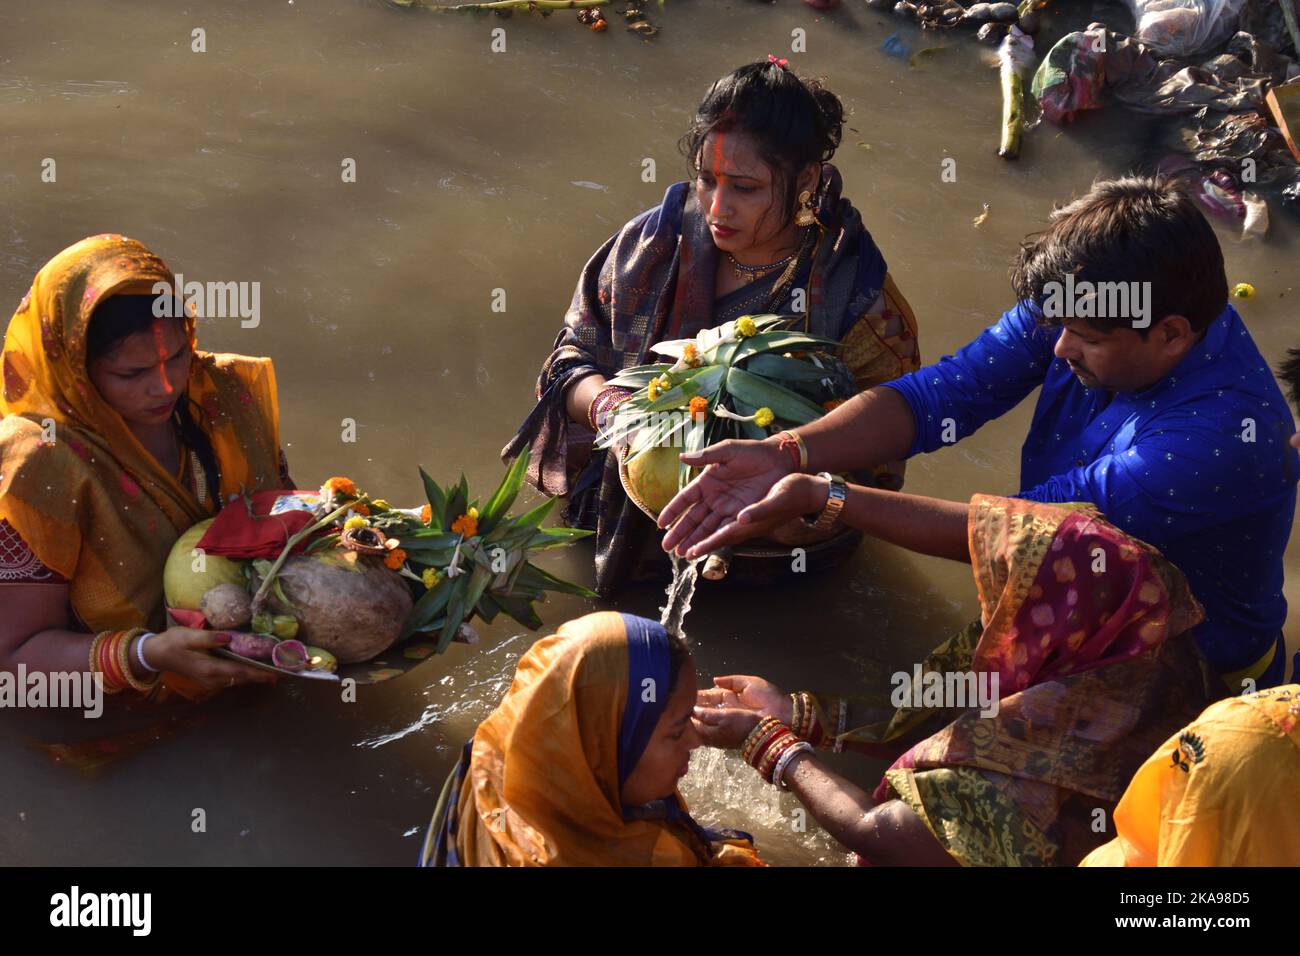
left=249, top=497, right=369, bottom=615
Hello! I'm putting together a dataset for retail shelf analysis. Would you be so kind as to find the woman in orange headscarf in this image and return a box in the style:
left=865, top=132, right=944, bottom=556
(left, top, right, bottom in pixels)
left=420, top=611, right=763, bottom=866
left=0, top=235, right=286, bottom=699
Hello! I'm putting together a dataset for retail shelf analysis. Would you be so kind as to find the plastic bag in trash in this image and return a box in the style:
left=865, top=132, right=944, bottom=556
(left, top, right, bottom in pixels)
left=1122, top=0, right=1249, bottom=58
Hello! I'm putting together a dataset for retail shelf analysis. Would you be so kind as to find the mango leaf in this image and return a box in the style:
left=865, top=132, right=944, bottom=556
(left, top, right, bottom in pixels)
left=643, top=365, right=724, bottom=412
left=679, top=419, right=708, bottom=491
left=489, top=592, right=544, bottom=630
left=443, top=474, right=469, bottom=530
left=478, top=450, right=530, bottom=535
left=401, top=573, right=455, bottom=639
left=743, top=352, right=835, bottom=383
left=733, top=330, right=837, bottom=363
left=725, top=366, right=825, bottom=424
left=605, top=363, right=670, bottom=389
left=514, top=496, right=557, bottom=530
left=476, top=591, right=502, bottom=624
left=439, top=564, right=491, bottom=652
left=726, top=397, right=770, bottom=440
left=525, top=526, right=594, bottom=550
left=419, top=466, right=447, bottom=533
left=514, top=561, right=598, bottom=599
left=396, top=532, right=461, bottom=552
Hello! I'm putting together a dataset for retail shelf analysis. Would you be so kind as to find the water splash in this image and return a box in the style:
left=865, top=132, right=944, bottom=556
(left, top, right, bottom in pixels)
left=659, top=551, right=703, bottom=641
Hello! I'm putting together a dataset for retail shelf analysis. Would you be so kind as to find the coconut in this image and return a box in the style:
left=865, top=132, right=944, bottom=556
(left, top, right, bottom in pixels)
left=620, top=443, right=684, bottom=519
left=266, top=550, right=413, bottom=664
left=163, top=519, right=245, bottom=610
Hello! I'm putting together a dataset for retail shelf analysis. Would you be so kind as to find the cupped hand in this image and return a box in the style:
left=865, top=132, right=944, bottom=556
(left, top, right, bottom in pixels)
left=658, top=439, right=795, bottom=556
left=143, top=627, right=278, bottom=690
left=667, top=471, right=824, bottom=559
left=706, top=675, right=792, bottom=724
left=691, top=705, right=762, bottom=750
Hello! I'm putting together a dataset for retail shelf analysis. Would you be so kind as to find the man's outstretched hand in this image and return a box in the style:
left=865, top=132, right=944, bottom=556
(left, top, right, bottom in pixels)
left=658, top=439, right=820, bottom=558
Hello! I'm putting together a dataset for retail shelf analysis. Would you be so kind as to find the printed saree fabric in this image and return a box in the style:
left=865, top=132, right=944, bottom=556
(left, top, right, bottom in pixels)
left=0, top=235, right=283, bottom=632
left=420, top=611, right=762, bottom=867
left=809, top=494, right=1222, bottom=865
left=501, top=165, right=920, bottom=594
left=1080, top=683, right=1300, bottom=866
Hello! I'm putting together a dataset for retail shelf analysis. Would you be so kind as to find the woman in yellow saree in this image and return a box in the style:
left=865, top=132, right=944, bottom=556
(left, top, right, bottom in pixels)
left=0, top=235, right=286, bottom=699
left=420, top=611, right=763, bottom=866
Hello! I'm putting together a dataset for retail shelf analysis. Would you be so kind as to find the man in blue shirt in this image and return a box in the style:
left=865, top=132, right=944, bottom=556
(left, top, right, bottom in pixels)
left=659, top=176, right=1298, bottom=686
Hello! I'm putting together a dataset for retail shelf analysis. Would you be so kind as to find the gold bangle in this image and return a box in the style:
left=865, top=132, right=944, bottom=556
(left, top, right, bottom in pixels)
left=88, top=631, right=108, bottom=676
left=117, top=627, right=160, bottom=694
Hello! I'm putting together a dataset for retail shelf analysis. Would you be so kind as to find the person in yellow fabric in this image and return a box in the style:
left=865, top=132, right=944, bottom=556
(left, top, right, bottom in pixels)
left=0, top=235, right=286, bottom=700
left=1081, top=348, right=1300, bottom=866
left=420, top=611, right=763, bottom=866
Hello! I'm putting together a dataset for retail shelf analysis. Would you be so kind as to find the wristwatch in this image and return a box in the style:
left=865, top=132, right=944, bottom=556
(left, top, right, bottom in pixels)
left=803, top=472, right=846, bottom=531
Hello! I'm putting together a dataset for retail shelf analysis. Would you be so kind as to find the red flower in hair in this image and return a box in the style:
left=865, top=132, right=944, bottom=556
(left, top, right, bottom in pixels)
left=767, top=55, right=789, bottom=69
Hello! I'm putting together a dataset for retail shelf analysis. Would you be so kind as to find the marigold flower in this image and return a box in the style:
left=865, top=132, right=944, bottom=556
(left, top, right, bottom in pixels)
left=344, top=516, right=368, bottom=531
left=753, top=406, right=775, bottom=428
left=1232, top=282, right=1255, bottom=300
left=647, top=374, right=672, bottom=402
left=352, top=503, right=370, bottom=516
left=735, top=316, right=757, bottom=338
left=467, top=506, right=479, bottom=519
left=323, top=476, right=357, bottom=498
left=689, top=396, right=709, bottom=421
left=451, top=512, right=479, bottom=537
left=420, top=503, right=432, bottom=525
left=421, top=567, right=441, bottom=589
left=384, top=548, right=408, bottom=570
left=682, top=342, right=700, bottom=367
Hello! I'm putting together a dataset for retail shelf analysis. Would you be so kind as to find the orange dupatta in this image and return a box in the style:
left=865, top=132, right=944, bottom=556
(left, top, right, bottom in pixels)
left=426, top=611, right=763, bottom=867
left=0, top=234, right=283, bottom=632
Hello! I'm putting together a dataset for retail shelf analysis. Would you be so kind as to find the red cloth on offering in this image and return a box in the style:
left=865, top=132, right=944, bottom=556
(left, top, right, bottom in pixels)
left=195, top=490, right=319, bottom=559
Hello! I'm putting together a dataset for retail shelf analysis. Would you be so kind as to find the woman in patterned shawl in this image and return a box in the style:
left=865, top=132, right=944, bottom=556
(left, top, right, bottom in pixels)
left=502, top=59, right=920, bottom=595
left=0, top=235, right=287, bottom=701
left=692, top=495, right=1223, bottom=866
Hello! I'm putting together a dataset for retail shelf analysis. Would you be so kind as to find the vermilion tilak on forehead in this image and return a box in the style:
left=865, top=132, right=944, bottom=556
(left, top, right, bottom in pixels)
left=151, top=319, right=175, bottom=395
left=710, top=132, right=727, bottom=217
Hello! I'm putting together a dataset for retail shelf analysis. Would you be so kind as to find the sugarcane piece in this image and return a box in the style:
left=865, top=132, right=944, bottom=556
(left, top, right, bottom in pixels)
left=996, top=26, right=1034, bottom=160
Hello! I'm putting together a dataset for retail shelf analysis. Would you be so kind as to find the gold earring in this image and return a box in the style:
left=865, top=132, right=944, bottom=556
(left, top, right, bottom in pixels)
left=795, top=189, right=816, bottom=228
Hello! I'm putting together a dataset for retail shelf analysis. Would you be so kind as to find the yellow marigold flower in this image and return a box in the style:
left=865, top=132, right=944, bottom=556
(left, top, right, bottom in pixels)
left=735, top=316, right=757, bottom=338
left=323, top=476, right=357, bottom=498
left=682, top=342, right=700, bottom=367
left=344, top=516, right=368, bottom=531
left=689, top=395, right=709, bottom=421
left=753, top=406, right=775, bottom=428
left=1232, top=282, right=1255, bottom=300
left=371, top=499, right=390, bottom=511
left=384, top=548, right=408, bottom=571
left=467, top=506, right=479, bottom=519
left=647, top=374, right=672, bottom=402
left=420, top=503, right=432, bottom=525
left=421, top=567, right=441, bottom=590
left=451, top=512, right=479, bottom=537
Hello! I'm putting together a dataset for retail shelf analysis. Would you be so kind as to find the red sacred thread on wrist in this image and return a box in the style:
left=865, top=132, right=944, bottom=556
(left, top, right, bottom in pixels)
left=777, top=431, right=802, bottom=470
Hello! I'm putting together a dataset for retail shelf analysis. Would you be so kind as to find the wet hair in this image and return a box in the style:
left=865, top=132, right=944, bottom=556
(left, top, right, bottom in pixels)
left=86, top=294, right=223, bottom=506
left=1279, top=348, right=1300, bottom=408
left=1011, top=175, right=1228, bottom=337
left=665, top=632, right=692, bottom=695
left=679, top=59, right=845, bottom=235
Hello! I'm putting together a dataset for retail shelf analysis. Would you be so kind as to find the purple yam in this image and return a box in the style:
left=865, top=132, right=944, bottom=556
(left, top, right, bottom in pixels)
left=225, top=631, right=278, bottom=660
